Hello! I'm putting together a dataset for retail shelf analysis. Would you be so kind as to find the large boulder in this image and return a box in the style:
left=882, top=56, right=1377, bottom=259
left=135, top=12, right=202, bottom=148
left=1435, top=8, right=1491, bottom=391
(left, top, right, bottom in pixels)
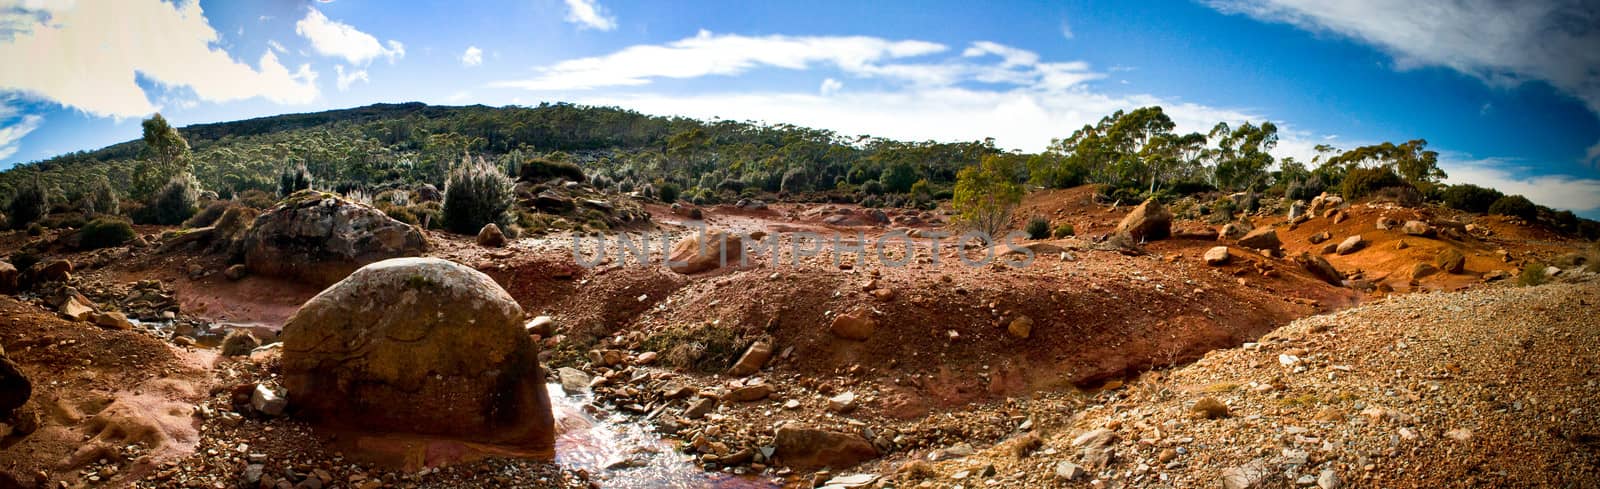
left=280, top=257, right=553, bottom=453
left=666, top=231, right=743, bottom=274
left=1114, top=198, right=1172, bottom=242
left=241, top=191, right=429, bottom=287
left=1237, top=227, right=1281, bottom=250
left=1436, top=248, right=1466, bottom=274
left=0, top=344, right=29, bottom=419
left=0, top=261, right=16, bottom=294
left=773, top=425, right=880, bottom=470
left=476, top=223, right=507, bottom=248
left=1204, top=246, right=1232, bottom=266
left=1294, top=252, right=1343, bottom=285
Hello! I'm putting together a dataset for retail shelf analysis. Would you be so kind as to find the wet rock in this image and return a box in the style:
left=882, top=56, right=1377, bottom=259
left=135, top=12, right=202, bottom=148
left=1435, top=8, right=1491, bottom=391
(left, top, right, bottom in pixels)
left=1237, top=227, right=1281, bottom=250
left=773, top=425, right=879, bottom=470
left=557, top=368, right=591, bottom=396
left=476, top=223, right=507, bottom=248
left=242, top=191, right=429, bottom=286
left=1007, top=315, right=1034, bottom=339
left=250, top=384, right=287, bottom=417
left=666, top=230, right=743, bottom=274
left=91, top=311, right=133, bottom=330
left=1191, top=397, right=1230, bottom=419
left=1294, top=252, right=1343, bottom=286
left=1335, top=235, right=1365, bottom=255
left=729, top=341, right=773, bottom=376
left=280, top=257, right=553, bottom=451
left=1204, top=246, right=1232, bottom=266
left=0, top=345, right=29, bottom=419
left=1114, top=198, right=1173, bottom=242
left=830, top=311, right=877, bottom=341
left=1401, top=220, right=1435, bottom=237
left=1436, top=248, right=1466, bottom=274
left=221, top=330, right=260, bottom=356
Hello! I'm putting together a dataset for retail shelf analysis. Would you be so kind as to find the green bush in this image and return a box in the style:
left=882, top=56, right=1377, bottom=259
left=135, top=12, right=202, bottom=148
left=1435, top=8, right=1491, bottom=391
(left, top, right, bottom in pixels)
left=7, top=180, right=49, bottom=230
left=278, top=164, right=313, bottom=196
left=518, top=158, right=585, bottom=183
left=1025, top=216, right=1051, bottom=239
left=1441, top=184, right=1503, bottom=214
left=236, top=189, right=277, bottom=209
left=1489, top=194, right=1538, bottom=221
left=443, top=156, right=514, bottom=234
left=861, top=179, right=885, bottom=195
left=81, top=176, right=120, bottom=217
left=78, top=217, right=135, bottom=250
left=1341, top=166, right=1409, bottom=199
left=658, top=182, right=681, bottom=203
left=148, top=173, right=202, bottom=225
left=184, top=201, right=233, bottom=228
left=1517, top=262, right=1550, bottom=287
left=1053, top=223, right=1076, bottom=238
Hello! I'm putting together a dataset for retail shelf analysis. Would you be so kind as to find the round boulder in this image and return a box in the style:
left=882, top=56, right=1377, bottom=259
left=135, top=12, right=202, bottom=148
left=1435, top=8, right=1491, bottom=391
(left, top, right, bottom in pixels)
left=476, top=223, right=507, bottom=248
left=280, top=257, right=553, bottom=453
left=1114, top=198, right=1172, bottom=242
left=241, top=191, right=429, bottom=287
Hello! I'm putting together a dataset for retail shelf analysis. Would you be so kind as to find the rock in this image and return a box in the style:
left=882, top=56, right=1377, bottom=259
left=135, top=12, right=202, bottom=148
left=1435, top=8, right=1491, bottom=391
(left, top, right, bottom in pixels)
left=666, top=230, right=743, bottom=274
left=221, top=330, right=260, bottom=356
left=830, top=311, right=877, bottom=341
left=1401, top=220, right=1435, bottom=237
left=724, top=383, right=773, bottom=402
left=1308, top=231, right=1331, bottom=244
left=0, top=261, right=17, bottom=293
left=1295, top=252, right=1343, bottom=286
left=1220, top=458, right=1273, bottom=489
left=0, top=345, right=30, bottom=419
left=635, top=351, right=657, bottom=365
left=729, top=341, right=773, bottom=376
left=773, top=426, right=879, bottom=470
left=1054, top=461, right=1086, bottom=481
left=1335, top=235, right=1365, bottom=255
left=242, top=191, right=429, bottom=287
left=35, top=259, right=72, bottom=283
left=1237, top=227, right=1281, bottom=250
left=1288, top=201, right=1307, bottom=221
left=1204, top=246, right=1232, bottom=266
left=1071, top=428, right=1118, bottom=468
left=91, top=311, right=133, bottom=330
left=1317, top=469, right=1341, bottom=489
left=1436, top=248, right=1466, bottom=274
left=1376, top=216, right=1397, bottom=230
left=1219, top=223, right=1250, bottom=240
left=823, top=473, right=877, bottom=488
left=57, top=293, right=96, bottom=321
left=280, top=257, right=553, bottom=451
left=532, top=191, right=575, bottom=213
left=1007, top=315, right=1033, bottom=339
left=1395, top=240, right=1409, bottom=250
left=1320, top=243, right=1338, bottom=255
left=684, top=397, right=717, bottom=419
left=1410, top=262, right=1439, bottom=280
left=557, top=368, right=591, bottom=396
left=1191, top=397, right=1230, bottom=419
left=224, top=264, right=249, bottom=281
left=1114, top=198, right=1173, bottom=242
left=1158, top=448, right=1178, bottom=463
left=476, top=223, right=507, bottom=248
left=828, top=392, right=857, bottom=413
left=250, top=384, right=287, bottom=417
left=525, top=316, right=555, bottom=337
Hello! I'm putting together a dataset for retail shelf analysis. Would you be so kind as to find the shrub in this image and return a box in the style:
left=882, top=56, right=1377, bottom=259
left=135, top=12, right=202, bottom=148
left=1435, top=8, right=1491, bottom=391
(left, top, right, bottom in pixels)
left=518, top=158, right=585, bottom=183
left=78, top=217, right=135, bottom=250
left=148, top=173, right=201, bottom=225
left=184, top=201, right=233, bottom=228
left=909, top=179, right=932, bottom=201
left=80, top=176, right=120, bottom=217
left=7, top=180, right=49, bottom=230
left=861, top=179, right=885, bottom=195
left=1441, top=184, right=1503, bottom=214
left=1489, top=195, right=1538, bottom=221
left=881, top=162, right=917, bottom=193
left=1025, top=216, right=1051, bottom=239
left=26, top=222, right=43, bottom=236
left=1517, top=262, right=1550, bottom=287
left=1208, top=198, right=1238, bottom=225
left=952, top=155, right=1024, bottom=238
left=1372, top=186, right=1423, bottom=207
left=1341, top=166, right=1409, bottom=199
left=780, top=168, right=810, bottom=193
left=236, top=189, right=277, bottom=209
left=443, top=155, right=514, bottom=234
left=658, top=182, right=681, bottom=203
left=278, top=164, right=313, bottom=196
left=1053, top=223, right=1076, bottom=238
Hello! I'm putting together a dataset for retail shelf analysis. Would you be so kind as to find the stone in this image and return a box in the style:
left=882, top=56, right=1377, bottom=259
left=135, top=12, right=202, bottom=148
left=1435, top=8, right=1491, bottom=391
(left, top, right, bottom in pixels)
left=1395, top=240, right=1409, bottom=250
left=1114, top=198, right=1173, bottom=242
left=532, top=191, right=575, bottom=213
left=1376, top=216, right=1396, bottom=230
left=1237, top=227, right=1281, bottom=250
left=1295, top=252, right=1343, bottom=286
left=0, top=345, right=29, bottom=419
left=1410, top=262, right=1439, bottom=280
left=772, top=426, right=879, bottom=470
left=1071, top=428, right=1118, bottom=468
left=724, top=383, right=773, bottom=402
left=476, top=223, right=507, bottom=248
left=1219, top=223, right=1250, bottom=240
left=1007, top=315, right=1033, bottom=339
left=635, top=351, right=658, bottom=364
left=1054, top=461, right=1086, bottom=481
left=823, top=473, right=877, bottom=488
left=1335, top=235, right=1365, bottom=255
left=1317, top=469, right=1341, bottom=489
left=557, top=368, right=591, bottom=396
left=35, top=259, right=72, bottom=283
left=250, top=384, right=287, bottom=417
left=1204, top=246, right=1232, bottom=266
left=221, top=330, right=260, bottom=356
left=58, top=293, right=96, bottom=321
left=1436, top=248, right=1466, bottom=274
left=1191, top=397, right=1230, bottom=419
left=0, top=261, right=17, bottom=293
left=1220, top=458, right=1273, bottom=489
left=91, top=311, right=133, bottom=330
left=224, top=264, right=249, bottom=281
left=684, top=397, right=717, bottom=419
left=828, top=392, right=858, bottom=413
left=666, top=230, right=743, bottom=274
left=280, top=257, right=553, bottom=452
left=525, top=316, right=555, bottom=337
left=729, top=342, right=773, bottom=376
left=1308, top=232, right=1331, bottom=244
left=242, top=191, right=429, bottom=287
left=1401, top=220, right=1435, bottom=237
left=1287, top=201, right=1307, bottom=221
left=830, top=311, right=877, bottom=341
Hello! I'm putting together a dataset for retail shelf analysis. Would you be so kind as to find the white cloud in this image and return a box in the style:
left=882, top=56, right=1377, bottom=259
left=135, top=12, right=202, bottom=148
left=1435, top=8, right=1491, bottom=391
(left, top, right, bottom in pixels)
left=1441, top=156, right=1600, bottom=213
left=0, top=98, right=43, bottom=160
left=962, top=41, right=1040, bottom=68
left=445, top=91, right=472, bottom=104
left=1204, top=0, right=1600, bottom=162
left=267, top=40, right=288, bottom=54
left=461, top=46, right=483, bottom=67
left=0, top=0, right=318, bottom=118
left=819, top=78, right=843, bottom=96
left=563, top=0, right=616, bottom=31
left=1060, top=19, right=1075, bottom=40
left=294, top=6, right=403, bottom=65
left=334, top=65, right=368, bottom=91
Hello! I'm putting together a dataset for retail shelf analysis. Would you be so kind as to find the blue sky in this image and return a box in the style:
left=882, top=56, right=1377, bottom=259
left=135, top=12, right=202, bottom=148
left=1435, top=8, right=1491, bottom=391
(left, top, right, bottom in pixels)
left=2, top=0, right=1598, bottom=216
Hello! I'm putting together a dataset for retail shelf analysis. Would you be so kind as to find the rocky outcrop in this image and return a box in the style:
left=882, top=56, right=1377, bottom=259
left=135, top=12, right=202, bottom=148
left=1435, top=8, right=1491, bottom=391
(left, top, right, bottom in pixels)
left=0, top=344, right=28, bottom=419
left=280, top=257, right=553, bottom=453
left=1114, top=198, right=1172, bottom=242
left=241, top=191, right=429, bottom=287
left=1436, top=248, right=1466, bottom=274
left=773, top=425, right=879, bottom=470
left=666, top=231, right=743, bottom=274
left=1237, top=227, right=1281, bottom=250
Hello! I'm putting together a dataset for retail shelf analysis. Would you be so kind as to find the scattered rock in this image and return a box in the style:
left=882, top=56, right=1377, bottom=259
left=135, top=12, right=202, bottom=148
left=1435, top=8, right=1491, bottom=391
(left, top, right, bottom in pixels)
left=1401, top=220, right=1435, bottom=237
left=772, top=426, right=880, bottom=470
left=525, top=315, right=555, bottom=337
left=242, top=191, right=430, bottom=286
left=224, top=264, right=249, bottom=281
left=1191, top=397, right=1230, bottom=419
left=830, top=311, right=877, bottom=341
left=250, top=384, right=287, bottom=417
left=666, top=230, right=744, bottom=274
left=1410, top=262, right=1439, bottom=280
left=0, top=261, right=18, bottom=293
left=1114, top=198, right=1172, bottom=242
left=828, top=392, right=858, bottom=413
left=35, top=259, right=72, bottom=283
left=91, top=311, right=133, bottom=330
left=684, top=397, right=717, bottom=419
left=1219, top=458, right=1273, bottom=489
left=1317, top=469, right=1341, bottom=489
left=1204, top=246, right=1232, bottom=266
left=729, top=341, right=773, bottom=376
left=1335, top=235, right=1365, bottom=255
left=1237, top=227, right=1280, bottom=250
left=220, top=330, right=260, bottom=356
left=57, top=292, right=96, bottom=321
left=1054, top=461, right=1086, bottom=481
left=724, top=383, right=773, bottom=402
left=1219, top=223, right=1250, bottom=240
left=476, top=223, right=507, bottom=248
left=1007, top=315, right=1034, bottom=339
left=1308, top=232, right=1331, bottom=244
left=1436, top=248, right=1466, bottom=274
left=1071, top=428, right=1118, bottom=468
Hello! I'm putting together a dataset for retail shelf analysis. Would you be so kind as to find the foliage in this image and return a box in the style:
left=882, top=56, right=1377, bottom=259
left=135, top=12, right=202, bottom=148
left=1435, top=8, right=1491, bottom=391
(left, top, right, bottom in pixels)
left=658, top=182, right=681, bottom=203
left=519, top=157, right=585, bottom=183
left=1053, top=222, right=1075, bottom=238
left=144, top=173, right=202, bottom=225
left=909, top=178, right=933, bottom=202
left=952, top=155, right=1024, bottom=238
left=80, top=175, right=120, bottom=217
left=880, top=161, right=918, bottom=193
left=1025, top=216, right=1051, bottom=239
left=279, top=164, right=313, bottom=196
left=1325, top=139, right=1444, bottom=189
left=184, top=201, right=234, bottom=228
left=1489, top=194, right=1538, bottom=221
left=1341, top=166, right=1408, bottom=199
left=6, top=179, right=48, bottom=229
left=1440, top=184, right=1504, bottom=214
left=860, top=179, right=885, bottom=195
left=78, top=217, right=135, bottom=250
left=443, top=154, right=514, bottom=234
left=1517, top=262, right=1550, bottom=287
left=1372, top=186, right=1423, bottom=207
left=236, top=189, right=277, bottom=209
left=133, top=114, right=192, bottom=200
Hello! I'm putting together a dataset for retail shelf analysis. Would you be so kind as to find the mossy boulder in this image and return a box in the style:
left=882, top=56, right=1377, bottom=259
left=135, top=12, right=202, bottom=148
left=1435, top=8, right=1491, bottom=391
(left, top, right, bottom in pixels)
left=241, top=191, right=428, bottom=286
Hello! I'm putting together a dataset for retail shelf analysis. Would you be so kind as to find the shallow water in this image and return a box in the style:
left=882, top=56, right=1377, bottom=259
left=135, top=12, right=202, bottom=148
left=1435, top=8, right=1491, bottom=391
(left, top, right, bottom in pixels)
left=548, top=384, right=780, bottom=489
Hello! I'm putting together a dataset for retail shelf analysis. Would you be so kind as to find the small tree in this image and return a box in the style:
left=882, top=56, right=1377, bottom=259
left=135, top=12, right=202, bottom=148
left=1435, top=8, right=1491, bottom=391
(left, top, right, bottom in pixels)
left=952, top=155, right=1024, bottom=239
left=81, top=175, right=120, bottom=217
left=1489, top=195, right=1538, bottom=221
left=7, top=179, right=49, bottom=229
left=150, top=173, right=202, bottom=225
left=1025, top=216, right=1051, bottom=239
left=279, top=164, right=313, bottom=196
left=133, top=114, right=191, bottom=200
left=658, top=182, right=681, bottom=203
left=443, top=154, right=514, bottom=234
